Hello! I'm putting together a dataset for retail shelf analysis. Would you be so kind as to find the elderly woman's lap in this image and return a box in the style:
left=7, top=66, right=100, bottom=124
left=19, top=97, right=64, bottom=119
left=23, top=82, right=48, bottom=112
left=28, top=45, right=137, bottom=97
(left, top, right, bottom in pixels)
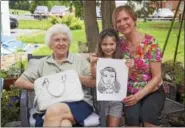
left=43, top=103, right=75, bottom=126
left=34, top=101, right=93, bottom=127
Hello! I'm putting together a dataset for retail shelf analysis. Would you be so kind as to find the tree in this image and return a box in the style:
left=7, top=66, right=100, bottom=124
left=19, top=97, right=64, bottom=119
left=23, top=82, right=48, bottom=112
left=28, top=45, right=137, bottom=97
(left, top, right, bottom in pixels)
left=9, top=0, right=30, bottom=10
left=83, top=1, right=99, bottom=52
left=101, top=1, right=115, bottom=29
left=72, top=1, right=84, bottom=18
left=29, top=1, right=66, bottom=13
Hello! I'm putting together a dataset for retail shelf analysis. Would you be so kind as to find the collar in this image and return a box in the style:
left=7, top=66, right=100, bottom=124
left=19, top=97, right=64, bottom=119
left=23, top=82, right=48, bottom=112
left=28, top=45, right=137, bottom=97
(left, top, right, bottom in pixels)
left=46, top=53, right=74, bottom=64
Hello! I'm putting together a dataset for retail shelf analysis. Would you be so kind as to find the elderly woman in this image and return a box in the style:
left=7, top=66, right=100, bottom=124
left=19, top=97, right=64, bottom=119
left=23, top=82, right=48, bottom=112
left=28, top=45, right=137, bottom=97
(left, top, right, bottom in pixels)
left=112, top=5, right=165, bottom=126
left=14, top=24, right=95, bottom=127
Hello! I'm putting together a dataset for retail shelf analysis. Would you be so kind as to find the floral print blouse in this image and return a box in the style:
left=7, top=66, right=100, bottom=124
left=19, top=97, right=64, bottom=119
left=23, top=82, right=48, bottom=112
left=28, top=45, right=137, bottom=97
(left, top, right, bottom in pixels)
left=120, top=34, right=162, bottom=94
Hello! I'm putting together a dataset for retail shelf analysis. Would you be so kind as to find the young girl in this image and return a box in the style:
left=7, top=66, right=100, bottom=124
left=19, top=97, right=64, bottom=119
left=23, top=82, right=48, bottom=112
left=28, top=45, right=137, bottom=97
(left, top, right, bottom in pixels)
left=90, top=28, right=133, bottom=127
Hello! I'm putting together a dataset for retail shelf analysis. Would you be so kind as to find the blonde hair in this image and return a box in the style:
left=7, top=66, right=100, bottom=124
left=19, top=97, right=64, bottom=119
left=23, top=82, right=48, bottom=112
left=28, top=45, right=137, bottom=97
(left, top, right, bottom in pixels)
left=112, top=5, right=137, bottom=30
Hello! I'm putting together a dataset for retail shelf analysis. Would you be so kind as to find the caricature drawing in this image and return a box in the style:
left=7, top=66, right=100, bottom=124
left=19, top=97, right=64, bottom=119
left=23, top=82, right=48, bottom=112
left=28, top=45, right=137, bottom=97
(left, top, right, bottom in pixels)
left=98, top=67, right=121, bottom=94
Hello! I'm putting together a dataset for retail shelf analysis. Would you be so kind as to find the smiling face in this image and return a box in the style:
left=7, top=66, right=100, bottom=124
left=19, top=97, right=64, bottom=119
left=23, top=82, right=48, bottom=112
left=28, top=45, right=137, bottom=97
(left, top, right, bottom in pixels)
left=102, top=70, right=116, bottom=85
left=50, top=33, right=70, bottom=57
left=115, top=10, right=136, bottom=35
left=101, top=36, right=117, bottom=58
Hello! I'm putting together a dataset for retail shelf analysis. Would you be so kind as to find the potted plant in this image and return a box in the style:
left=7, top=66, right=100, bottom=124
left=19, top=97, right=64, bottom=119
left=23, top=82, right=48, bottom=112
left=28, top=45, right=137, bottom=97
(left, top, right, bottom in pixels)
left=0, top=62, right=24, bottom=90
left=1, top=86, right=21, bottom=126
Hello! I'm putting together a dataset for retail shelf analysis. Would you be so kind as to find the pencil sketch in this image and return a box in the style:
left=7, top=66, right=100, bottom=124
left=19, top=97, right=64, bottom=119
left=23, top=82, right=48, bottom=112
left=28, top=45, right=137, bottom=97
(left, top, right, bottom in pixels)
left=98, top=66, right=121, bottom=94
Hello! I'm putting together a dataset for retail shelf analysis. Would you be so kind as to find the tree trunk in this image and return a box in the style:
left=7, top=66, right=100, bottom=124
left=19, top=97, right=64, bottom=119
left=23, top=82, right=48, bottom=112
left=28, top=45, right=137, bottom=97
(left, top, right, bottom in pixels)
left=101, top=0, right=115, bottom=29
left=83, top=1, right=99, bottom=52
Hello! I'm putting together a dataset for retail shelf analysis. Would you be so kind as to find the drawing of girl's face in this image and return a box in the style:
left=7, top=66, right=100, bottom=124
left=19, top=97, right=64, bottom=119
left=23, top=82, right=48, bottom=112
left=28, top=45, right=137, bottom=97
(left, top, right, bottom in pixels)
left=102, top=70, right=116, bottom=85
left=101, top=36, right=117, bottom=58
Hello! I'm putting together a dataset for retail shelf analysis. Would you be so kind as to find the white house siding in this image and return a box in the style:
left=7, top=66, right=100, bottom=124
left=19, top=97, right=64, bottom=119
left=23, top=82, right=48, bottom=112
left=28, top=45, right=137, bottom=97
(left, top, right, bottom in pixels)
left=1, top=1, right=10, bottom=35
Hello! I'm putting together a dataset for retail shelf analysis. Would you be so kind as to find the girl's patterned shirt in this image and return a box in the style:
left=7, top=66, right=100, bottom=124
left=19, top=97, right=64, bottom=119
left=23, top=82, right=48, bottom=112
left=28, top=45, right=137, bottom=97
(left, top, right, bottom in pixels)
left=120, top=34, right=162, bottom=94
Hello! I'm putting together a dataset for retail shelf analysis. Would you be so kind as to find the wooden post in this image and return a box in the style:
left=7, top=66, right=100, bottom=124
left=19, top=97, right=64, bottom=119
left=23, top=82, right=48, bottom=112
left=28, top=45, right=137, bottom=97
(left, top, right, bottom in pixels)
left=162, top=0, right=182, bottom=56
left=173, top=3, right=185, bottom=66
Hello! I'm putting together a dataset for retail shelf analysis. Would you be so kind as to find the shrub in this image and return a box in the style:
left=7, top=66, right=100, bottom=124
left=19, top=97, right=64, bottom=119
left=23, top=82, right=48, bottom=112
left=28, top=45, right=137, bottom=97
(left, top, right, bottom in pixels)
left=48, top=14, right=83, bottom=30
left=162, top=60, right=184, bottom=86
left=162, top=60, right=184, bottom=103
left=48, top=15, right=59, bottom=24
left=70, top=21, right=83, bottom=30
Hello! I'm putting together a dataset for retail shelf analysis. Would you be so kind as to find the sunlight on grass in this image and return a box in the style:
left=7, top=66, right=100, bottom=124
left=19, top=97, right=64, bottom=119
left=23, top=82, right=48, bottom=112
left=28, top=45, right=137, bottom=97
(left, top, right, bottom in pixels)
left=18, top=20, right=184, bottom=63
left=18, top=20, right=53, bottom=30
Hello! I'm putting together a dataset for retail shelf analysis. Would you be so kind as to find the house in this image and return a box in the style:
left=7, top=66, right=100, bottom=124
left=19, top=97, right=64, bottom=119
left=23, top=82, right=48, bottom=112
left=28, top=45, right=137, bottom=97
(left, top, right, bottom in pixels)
left=1, top=1, right=10, bottom=35
left=148, top=0, right=184, bottom=18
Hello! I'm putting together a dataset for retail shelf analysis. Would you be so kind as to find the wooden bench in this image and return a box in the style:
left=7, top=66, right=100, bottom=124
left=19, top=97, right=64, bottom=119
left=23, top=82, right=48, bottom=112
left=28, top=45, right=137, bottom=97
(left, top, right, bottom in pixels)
left=20, top=54, right=184, bottom=127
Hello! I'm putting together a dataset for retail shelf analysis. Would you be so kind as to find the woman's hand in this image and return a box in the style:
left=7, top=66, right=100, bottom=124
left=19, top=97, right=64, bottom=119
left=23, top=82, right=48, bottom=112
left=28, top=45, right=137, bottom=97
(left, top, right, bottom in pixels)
left=89, top=53, right=99, bottom=64
left=125, top=59, right=135, bottom=76
left=123, top=94, right=138, bottom=106
left=125, top=59, right=134, bottom=69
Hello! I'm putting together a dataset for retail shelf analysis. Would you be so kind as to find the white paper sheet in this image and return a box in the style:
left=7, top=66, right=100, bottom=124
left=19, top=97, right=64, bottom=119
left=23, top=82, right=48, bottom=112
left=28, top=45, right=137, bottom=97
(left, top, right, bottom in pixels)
left=96, top=58, right=128, bottom=101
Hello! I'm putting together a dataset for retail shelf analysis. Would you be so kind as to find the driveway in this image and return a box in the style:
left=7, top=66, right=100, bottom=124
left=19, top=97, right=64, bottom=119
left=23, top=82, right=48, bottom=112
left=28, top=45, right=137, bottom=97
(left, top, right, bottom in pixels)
left=1, top=29, right=45, bottom=70
left=11, top=29, right=43, bottom=38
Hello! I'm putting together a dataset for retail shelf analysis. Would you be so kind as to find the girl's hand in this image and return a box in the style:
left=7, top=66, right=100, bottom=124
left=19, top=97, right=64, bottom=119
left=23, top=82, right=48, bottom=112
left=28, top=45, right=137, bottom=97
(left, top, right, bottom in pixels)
left=125, top=59, right=134, bottom=69
left=89, top=53, right=99, bottom=64
left=123, top=94, right=138, bottom=106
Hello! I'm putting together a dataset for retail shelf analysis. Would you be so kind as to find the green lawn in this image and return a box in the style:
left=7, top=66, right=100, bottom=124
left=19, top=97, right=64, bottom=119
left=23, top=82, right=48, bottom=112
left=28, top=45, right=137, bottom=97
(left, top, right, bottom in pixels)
left=18, top=20, right=53, bottom=30
left=18, top=20, right=184, bottom=63
left=10, top=9, right=31, bottom=15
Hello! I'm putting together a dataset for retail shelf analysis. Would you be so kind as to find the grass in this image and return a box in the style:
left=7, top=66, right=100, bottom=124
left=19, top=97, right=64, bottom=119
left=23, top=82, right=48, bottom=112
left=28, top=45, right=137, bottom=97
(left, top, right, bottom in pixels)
left=18, top=20, right=53, bottom=30
left=18, top=20, right=184, bottom=62
left=10, top=9, right=30, bottom=15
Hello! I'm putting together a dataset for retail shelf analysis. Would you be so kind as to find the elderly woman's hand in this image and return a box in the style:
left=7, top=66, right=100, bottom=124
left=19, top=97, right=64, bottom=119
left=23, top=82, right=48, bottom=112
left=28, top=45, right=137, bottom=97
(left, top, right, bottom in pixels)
left=123, top=94, right=138, bottom=106
left=89, top=53, right=99, bottom=64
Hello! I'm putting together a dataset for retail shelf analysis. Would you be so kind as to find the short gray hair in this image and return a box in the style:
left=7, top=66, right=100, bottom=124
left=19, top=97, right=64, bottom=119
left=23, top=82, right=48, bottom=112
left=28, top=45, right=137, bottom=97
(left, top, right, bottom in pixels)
left=45, top=24, right=72, bottom=46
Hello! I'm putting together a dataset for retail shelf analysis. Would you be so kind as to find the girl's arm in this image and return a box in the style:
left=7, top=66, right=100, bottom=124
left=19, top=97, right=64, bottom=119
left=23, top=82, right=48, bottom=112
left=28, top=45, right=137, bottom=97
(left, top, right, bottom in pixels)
left=79, top=76, right=96, bottom=88
left=91, top=62, right=97, bottom=78
left=89, top=53, right=99, bottom=78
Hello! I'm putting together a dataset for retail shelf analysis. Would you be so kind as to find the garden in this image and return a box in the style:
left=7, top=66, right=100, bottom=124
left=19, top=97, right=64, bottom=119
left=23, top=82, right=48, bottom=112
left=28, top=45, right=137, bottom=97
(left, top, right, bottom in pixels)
left=1, top=14, right=184, bottom=126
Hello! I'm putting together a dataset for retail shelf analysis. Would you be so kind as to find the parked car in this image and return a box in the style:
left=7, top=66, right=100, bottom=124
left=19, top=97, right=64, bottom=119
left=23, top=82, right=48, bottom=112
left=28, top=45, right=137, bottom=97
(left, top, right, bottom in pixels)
left=152, top=8, right=174, bottom=18
left=10, top=15, right=18, bottom=29
left=96, top=7, right=102, bottom=18
left=33, top=6, right=49, bottom=18
left=49, top=6, right=69, bottom=17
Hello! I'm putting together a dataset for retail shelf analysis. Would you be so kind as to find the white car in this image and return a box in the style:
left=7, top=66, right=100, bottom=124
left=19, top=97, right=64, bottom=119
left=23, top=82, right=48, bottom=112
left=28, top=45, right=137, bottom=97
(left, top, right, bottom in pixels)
left=152, top=8, right=174, bottom=18
left=49, top=6, right=69, bottom=17
left=33, top=6, right=49, bottom=18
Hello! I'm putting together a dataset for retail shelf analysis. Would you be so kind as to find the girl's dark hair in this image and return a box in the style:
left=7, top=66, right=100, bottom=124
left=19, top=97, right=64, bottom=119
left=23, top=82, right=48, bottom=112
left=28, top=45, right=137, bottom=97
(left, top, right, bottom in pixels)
left=96, top=28, right=123, bottom=59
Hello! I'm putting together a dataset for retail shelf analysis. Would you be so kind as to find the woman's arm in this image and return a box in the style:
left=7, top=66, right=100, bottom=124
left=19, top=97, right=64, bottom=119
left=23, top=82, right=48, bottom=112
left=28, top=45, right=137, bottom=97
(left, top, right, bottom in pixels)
left=135, top=62, right=162, bottom=99
left=14, top=77, right=34, bottom=90
left=123, top=62, right=162, bottom=106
